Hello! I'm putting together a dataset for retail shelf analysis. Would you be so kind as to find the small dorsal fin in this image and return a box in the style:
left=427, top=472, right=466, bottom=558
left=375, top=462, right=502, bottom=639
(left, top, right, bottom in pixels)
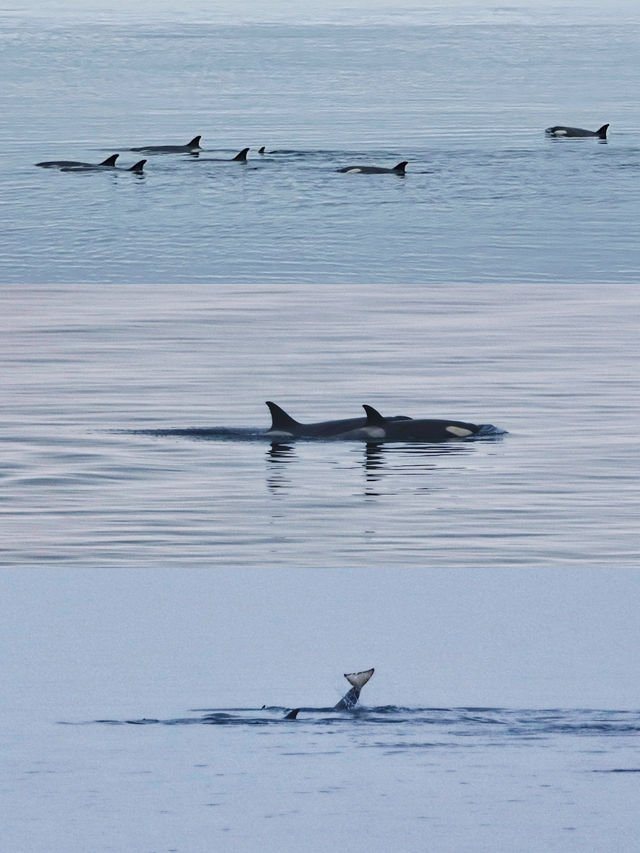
left=258, top=146, right=266, bottom=154
left=265, top=401, right=301, bottom=432
left=363, top=405, right=389, bottom=426
left=233, top=147, right=250, bottom=161
left=596, top=124, right=609, bottom=139
left=187, top=135, right=202, bottom=148
left=101, top=154, right=119, bottom=166
left=284, top=708, right=300, bottom=719
left=128, top=159, right=146, bottom=172
left=393, top=161, right=408, bottom=173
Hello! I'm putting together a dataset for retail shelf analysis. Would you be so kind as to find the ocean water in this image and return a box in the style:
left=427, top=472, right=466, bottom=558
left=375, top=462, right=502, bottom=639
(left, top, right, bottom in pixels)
left=2, top=0, right=640, bottom=283
left=1, top=2, right=640, bottom=851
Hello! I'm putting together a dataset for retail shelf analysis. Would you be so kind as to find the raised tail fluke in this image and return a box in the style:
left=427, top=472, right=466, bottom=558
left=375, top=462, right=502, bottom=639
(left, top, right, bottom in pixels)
left=344, top=668, right=375, bottom=689
left=335, top=667, right=374, bottom=711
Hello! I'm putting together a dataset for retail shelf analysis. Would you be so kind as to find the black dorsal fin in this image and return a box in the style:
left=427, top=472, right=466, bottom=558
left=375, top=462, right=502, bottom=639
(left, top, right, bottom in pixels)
left=128, top=159, right=146, bottom=172
left=596, top=124, right=609, bottom=139
left=393, top=161, right=408, bottom=173
left=101, top=154, right=119, bottom=167
left=362, top=405, right=389, bottom=426
left=233, top=147, right=250, bottom=161
left=258, top=146, right=266, bottom=154
left=187, top=136, right=202, bottom=148
left=284, top=708, right=300, bottom=719
left=266, top=401, right=301, bottom=432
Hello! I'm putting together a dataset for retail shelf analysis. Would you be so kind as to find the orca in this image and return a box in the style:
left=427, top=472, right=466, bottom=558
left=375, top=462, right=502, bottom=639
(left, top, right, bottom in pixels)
left=284, top=668, right=375, bottom=719
left=336, top=404, right=490, bottom=442
left=334, top=668, right=375, bottom=711
left=130, top=134, right=202, bottom=153
left=60, top=159, right=146, bottom=173
left=191, top=148, right=250, bottom=162
left=545, top=123, right=609, bottom=139
left=36, top=154, right=120, bottom=169
left=265, top=401, right=411, bottom=440
left=337, top=160, right=408, bottom=174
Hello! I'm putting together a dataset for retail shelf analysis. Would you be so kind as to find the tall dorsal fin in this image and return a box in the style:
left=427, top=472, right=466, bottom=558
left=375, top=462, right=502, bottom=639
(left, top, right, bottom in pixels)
left=233, top=147, right=250, bottom=161
left=344, top=668, right=374, bottom=689
left=100, top=154, right=119, bottom=166
left=596, top=124, right=609, bottom=139
left=187, top=135, right=202, bottom=148
left=265, top=401, right=301, bottom=432
left=393, top=161, right=408, bottom=173
left=363, top=405, right=389, bottom=426
left=128, top=159, right=146, bottom=172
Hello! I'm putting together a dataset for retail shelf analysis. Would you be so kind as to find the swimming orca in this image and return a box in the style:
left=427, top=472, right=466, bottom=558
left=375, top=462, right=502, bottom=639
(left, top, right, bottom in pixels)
left=191, top=148, right=250, bottom=162
left=60, top=159, right=147, bottom=173
left=36, top=154, right=120, bottom=169
left=130, top=135, right=202, bottom=153
left=337, top=161, right=408, bottom=174
left=265, top=401, right=411, bottom=440
left=545, top=123, right=609, bottom=139
left=336, top=404, right=487, bottom=442
left=284, top=668, right=375, bottom=719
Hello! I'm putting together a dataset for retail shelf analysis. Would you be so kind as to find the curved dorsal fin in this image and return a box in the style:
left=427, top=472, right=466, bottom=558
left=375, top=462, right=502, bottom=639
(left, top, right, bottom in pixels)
left=363, top=405, right=388, bottom=426
left=187, top=135, right=202, bottom=148
left=393, top=161, right=408, bottom=173
left=596, top=124, right=609, bottom=139
left=101, top=154, right=119, bottom=166
left=266, top=401, right=301, bottom=432
left=128, top=159, right=146, bottom=172
left=233, top=147, right=250, bottom=161
left=258, top=146, right=266, bottom=154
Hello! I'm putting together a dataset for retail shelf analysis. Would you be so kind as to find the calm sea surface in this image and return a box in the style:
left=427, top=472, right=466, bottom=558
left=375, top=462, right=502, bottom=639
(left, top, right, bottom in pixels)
left=1, top=3, right=640, bottom=851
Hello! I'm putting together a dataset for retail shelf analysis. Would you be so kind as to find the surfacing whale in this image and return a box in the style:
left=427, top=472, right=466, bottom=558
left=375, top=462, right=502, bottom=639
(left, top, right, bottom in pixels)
left=545, top=123, right=609, bottom=139
left=337, top=160, right=408, bottom=174
left=284, top=668, right=375, bottom=719
left=337, top=404, right=493, bottom=442
left=36, top=154, right=120, bottom=169
left=61, top=159, right=146, bottom=173
left=265, top=401, right=411, bottom=440
left=130, top=134, right=202, bottom=154
left=191, top=147, right=250, bottom=162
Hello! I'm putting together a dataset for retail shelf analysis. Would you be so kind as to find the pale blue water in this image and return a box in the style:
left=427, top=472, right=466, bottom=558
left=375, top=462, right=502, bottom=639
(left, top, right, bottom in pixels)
left=1, top=3, right=640, bottom=851
left=2, top=1, right=640, bottom=283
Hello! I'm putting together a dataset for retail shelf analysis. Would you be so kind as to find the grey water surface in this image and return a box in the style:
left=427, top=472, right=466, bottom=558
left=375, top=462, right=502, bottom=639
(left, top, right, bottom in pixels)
left=2, top=1, right=640, bottom=851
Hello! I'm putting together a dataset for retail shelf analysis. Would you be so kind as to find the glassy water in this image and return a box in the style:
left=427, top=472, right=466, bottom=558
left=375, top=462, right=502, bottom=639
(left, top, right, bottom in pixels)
left=2, top=1, right=640, bottom=283
left=2, top=3, right=640, bottom=850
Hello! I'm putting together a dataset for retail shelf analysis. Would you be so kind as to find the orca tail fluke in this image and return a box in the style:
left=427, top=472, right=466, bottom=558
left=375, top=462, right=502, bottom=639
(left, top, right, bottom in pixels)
left=128, top=159, right=146, bottom=172
left=596, top=123, right=609, bottom=139
left=233, top=147, right=250, bottom=161
left=344, top=668, right=375, bottom=690
left=101, top=154, right=119, bottom=166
